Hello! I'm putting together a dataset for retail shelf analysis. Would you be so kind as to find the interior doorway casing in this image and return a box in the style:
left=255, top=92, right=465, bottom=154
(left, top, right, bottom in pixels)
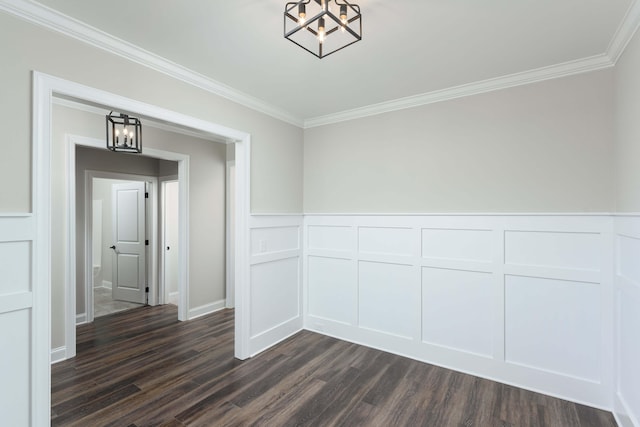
left=84, top=169, right=158, bottom=323
left=33, top=71, right=252, bottom=426
left=160, top=176, right=179, bottom=306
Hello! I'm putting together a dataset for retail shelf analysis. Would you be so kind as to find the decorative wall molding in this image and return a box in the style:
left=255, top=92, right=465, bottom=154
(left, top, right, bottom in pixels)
left=304, top=214, right=614, bottom=409
left=248, top=215, right=304, bottom=356
left=52, top=97, right=231, bottom=144
left=0, top=215, right=36, bottom=426
left=2, top=0, right=639, bottom=129
left=0, top=0, right=303, bottom=128
left=188, top=299, right=227, bottom=320
left=304, top=55, right=614, bottom=128
left=613, top=216, right=640, bottom=427
left=608, top=0, right=640, bottom=63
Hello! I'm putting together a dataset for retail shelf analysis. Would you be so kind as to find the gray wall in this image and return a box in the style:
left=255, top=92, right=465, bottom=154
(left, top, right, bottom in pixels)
left=304, top=70, right=615, bottom=213
left=0, top=11, right=303, bottom=214
left=614, top=25, right=640, bottom=212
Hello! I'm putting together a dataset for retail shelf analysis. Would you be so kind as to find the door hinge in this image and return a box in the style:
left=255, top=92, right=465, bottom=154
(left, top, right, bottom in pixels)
left=145, top=239, right=149, bottom=246
left=145, top=192, right=149, bottom=199
left=145, top=286, right=149, bottom=293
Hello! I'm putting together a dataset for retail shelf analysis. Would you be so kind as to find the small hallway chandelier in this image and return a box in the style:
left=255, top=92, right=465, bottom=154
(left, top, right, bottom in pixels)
left=284, top=0, right=362, bottom=58
left=106, top=111, right=143, bottom=153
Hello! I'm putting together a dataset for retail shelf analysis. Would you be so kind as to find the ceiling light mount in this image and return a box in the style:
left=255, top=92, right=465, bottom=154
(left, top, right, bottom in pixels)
left=106, top=111, right=143, bottom=153
left=284, top=0, right=362, bottom=59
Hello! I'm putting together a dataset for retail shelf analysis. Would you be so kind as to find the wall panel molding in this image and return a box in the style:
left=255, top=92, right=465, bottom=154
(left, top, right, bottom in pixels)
left=0, top=215, right=35, bottom=426
left=249, top=215, right=304, bottom=356
left=304, top=214, right=614, bottom=409
left=613, top=216, right=640, bottom=427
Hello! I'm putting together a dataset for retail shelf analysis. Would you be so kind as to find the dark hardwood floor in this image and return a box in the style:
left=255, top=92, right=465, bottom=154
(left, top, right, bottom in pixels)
left=51, top=305, right=617, bottom=426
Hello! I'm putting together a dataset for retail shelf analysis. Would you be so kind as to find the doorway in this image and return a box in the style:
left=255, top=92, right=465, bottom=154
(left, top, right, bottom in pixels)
left=33, top=72, right=252, bottom=425
left=161, top=179, right=180, bottom=306
left=91, top=177, right=152, bottom=318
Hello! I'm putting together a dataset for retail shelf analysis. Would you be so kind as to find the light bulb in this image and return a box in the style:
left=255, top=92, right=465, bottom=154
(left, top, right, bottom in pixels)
left=340, top=5, right=348, bottom=24
left=318, top=17, right=325, bottom=43
left=298, top=4, right=306, bottom=25
left=123, top=127, right=128, bottom=135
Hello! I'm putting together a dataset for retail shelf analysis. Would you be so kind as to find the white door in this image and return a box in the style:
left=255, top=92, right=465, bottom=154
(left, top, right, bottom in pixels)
left=111, top=181, right=146, bottom=304
left=163, top=181, right=179, bottom=305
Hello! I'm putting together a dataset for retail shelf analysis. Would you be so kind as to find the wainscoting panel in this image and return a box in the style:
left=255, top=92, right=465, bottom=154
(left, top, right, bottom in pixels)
left=505, top=230, right=601, bottom=271
left=248, top=216, right=303, bottom=356
left=0, top=215, right=35, bottom=426
left=505, top=275, right=600, bottom=382
left=307, top=256, right=356, bottom=325
left=613, top=216, right=640, bottom=427
left=359, top=226, right=415, bottom=257
left=358, top=260, right=419, bottom=339
left=422, top=267, right=494, bottom=357
left=422, top=228, right=493, bottom=263
left=0, top=240, right=31, bottom=294
left=304, top=215, right=613, bottom=409
left=307, top=225, right=353, bottom=253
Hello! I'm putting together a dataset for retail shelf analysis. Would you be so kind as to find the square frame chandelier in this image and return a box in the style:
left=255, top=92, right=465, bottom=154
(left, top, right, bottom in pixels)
left=106, top=111, right=142, bottom=153
left=284, top=0, right=362, bottom=59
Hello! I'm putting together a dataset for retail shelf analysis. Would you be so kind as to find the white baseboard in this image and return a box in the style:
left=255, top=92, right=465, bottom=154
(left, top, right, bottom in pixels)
left=51, top=346, right=66, bottom=364
left=250, top=316, right=303, bottom=357
left=614, top=392, right=638, bottom=427
left=102, top=280, right=112, bottom=289
left=188, top=299, right=226, bottom=320
left=168, top=291, right=179, bottom=306
left=76, top=313, right=87, bottom=325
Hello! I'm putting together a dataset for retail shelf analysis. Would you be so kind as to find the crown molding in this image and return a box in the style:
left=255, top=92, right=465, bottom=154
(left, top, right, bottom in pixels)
left=607, top=0, right=640, bottom=63
left=0, top=0, right=304, bottom=128
left=3, top=0, right=640, bottom=130
left=304, top=54, right=614, bottom=128
left=304, top=0, right=640, bottom=128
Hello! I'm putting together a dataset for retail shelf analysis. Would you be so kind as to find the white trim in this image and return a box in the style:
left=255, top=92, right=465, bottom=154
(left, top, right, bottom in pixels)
left=50, top=347, right=66, bottom=365
left=607, top=0, right=640, bottom=63
left=304, top=54, right=614, bottom=128
left=614, top=393, right=637, bottom=427
left=226, top=160, right=236, bottom=309
left=158, top=177, right=177, bottom=306
left=188, top=299, right=226, bottom=320
left=303, top=214, right=614, bottom=409
left=75, top=313, right=87, bottom=325
left=3, top=0, right=640, bottom=129
left=33, top=71, right=253, bottom=425
left=83, top=168, right=159, bottom=323
left=0, top=0, right=302, bottom=128
left=53, top=97, right=231, bottom=144
left=32, top=66, right=52, bottom=427
left=234, top=137, right=252, bottom=360
left=304, top=212, right=617, bottom=217
left=167, top=291, right=179, bottom=306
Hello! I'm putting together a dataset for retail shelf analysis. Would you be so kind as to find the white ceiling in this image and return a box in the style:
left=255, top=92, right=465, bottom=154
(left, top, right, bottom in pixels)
left=30, top=0, right=635, bottom=123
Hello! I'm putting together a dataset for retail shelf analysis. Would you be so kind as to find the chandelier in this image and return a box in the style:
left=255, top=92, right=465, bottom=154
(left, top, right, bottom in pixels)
left=284, top=0, right=362, bottom=59
left=106, top=111, right=142, bottom=153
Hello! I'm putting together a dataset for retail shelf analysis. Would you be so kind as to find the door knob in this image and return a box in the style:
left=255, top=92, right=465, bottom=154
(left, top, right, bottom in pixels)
left=166, top=246, right=170, bottom=250
left=109, top=245, right=116, bottom=250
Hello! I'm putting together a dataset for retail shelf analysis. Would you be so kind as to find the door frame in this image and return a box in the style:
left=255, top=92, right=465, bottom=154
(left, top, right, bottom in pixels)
left=226, top=160, right=235, bottom=308
left=84, top=170, right=158, bottom=323
left=65, top=134, right=185, bottom=359
left=33, top=71, right=252, bottom=425
left=159, top=176, right=179, bottom=305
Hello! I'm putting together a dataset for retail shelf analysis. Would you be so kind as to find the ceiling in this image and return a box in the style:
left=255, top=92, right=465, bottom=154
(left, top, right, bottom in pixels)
left=29, top=0, right=636, bottom=124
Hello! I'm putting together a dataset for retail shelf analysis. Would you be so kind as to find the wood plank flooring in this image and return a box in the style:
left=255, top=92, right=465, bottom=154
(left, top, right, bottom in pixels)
left=51, top=305, right=618, bottom=426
